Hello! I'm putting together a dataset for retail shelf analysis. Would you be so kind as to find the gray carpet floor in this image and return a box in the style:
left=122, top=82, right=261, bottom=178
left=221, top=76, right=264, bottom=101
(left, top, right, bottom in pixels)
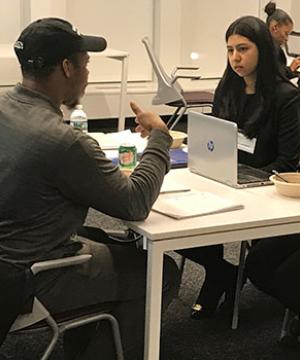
left=1, top=208, right=300, bottom=360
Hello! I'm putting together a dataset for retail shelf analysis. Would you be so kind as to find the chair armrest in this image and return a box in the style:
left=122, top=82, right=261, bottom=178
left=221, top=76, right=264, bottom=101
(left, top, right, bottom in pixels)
left=31, top=254, right=92, bottom=275
left=170, top=75, right=201, bottom=85
left=171, top=66, right=199, bottom=77
left=105, top=228, right=142, bottom=244
left=104, top=229, right=129, bottom=238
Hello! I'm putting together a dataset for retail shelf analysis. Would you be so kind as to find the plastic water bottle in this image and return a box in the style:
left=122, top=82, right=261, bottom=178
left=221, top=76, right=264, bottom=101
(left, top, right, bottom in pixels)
left=70, top=104, right=88, bottom=133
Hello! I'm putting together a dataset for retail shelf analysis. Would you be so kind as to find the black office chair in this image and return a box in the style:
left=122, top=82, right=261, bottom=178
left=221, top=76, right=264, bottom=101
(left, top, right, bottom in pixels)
left=6, top=255, right=124, bottom=360
left=142, top=36, right=214, bottom=130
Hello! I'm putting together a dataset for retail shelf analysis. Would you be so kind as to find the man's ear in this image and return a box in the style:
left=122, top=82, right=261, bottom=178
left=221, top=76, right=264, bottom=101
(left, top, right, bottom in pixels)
left=61, top=59, right=73, bottom=78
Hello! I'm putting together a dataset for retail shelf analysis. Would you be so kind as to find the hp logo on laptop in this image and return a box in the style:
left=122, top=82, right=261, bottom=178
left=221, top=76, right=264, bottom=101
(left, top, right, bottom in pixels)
left=207, top=140, right=215, bottom=152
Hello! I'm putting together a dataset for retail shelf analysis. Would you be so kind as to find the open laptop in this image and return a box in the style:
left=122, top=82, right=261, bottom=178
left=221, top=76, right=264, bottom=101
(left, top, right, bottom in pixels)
left=187, top=111, right=272, bottom=188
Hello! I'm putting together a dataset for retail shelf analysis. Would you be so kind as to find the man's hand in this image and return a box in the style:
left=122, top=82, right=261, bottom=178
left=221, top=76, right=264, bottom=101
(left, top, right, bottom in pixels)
left=130, top=101, right=168, bottom=138
left=289, top=57, right=300, bottom=72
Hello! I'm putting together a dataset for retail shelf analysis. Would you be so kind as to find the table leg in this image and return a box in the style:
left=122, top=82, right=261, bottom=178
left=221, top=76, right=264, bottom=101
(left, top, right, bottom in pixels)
left=144, top=239, right=164, bottom=360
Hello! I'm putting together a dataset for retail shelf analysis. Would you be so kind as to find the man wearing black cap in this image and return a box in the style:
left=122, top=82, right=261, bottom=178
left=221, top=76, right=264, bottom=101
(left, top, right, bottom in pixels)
left=0, top=18, right=179, bottom=359
left=14, top=17, right=107, bottom=108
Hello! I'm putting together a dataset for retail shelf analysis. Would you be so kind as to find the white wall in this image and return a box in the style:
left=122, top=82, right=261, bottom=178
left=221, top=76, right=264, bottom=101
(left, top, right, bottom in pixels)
left=30, top=0, right=67, bottom=20
left=290, top=0, right=300, bottom=31
left=180, top=0, right=260, bottom=79
left=0, top=0, right=21, bottom=43
left=66, top=0, right=154, bottom=82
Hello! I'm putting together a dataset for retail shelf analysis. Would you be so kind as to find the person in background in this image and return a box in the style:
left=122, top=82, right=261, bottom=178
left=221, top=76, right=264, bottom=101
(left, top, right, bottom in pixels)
left=265, top=1, right=300, bottom=82
left=0, top=18, right=180, bottom=360
left=178, top=15, right=300, bottom=320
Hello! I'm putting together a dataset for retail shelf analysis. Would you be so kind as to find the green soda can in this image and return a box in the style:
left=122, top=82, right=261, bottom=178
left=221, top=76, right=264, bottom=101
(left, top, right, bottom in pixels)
left=118, top=143, right=137, bottom=169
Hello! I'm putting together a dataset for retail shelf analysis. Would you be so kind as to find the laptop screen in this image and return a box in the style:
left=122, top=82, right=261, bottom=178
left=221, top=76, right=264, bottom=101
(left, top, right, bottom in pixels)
left=286, top=31, right=300, bottom=57
left=187, top=111, right=272, bottom=188
left=187, top=111, right=239, bottom=186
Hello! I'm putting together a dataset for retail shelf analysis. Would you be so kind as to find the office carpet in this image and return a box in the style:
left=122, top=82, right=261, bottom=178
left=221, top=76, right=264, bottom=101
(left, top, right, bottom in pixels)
left=1, top=208, right=299, bottom=360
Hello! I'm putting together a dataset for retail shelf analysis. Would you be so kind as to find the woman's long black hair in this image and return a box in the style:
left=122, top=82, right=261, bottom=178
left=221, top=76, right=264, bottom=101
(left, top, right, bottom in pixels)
left=213, top=16, right=283, bottom=138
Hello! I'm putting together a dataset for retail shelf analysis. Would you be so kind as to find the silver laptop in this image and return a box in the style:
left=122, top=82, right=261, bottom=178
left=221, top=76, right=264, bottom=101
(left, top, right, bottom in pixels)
left=187, top=111, right=272, bottom=188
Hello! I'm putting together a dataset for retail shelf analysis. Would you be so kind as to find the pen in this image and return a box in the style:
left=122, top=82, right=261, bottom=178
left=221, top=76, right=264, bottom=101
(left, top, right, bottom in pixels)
left=160, top=189, right=191, bottom=194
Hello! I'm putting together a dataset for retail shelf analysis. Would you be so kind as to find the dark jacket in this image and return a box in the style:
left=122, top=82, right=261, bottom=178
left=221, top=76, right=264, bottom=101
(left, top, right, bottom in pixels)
left=213, top=79, right=300, bottom=173
left=275, top=43, right=300, bottom=81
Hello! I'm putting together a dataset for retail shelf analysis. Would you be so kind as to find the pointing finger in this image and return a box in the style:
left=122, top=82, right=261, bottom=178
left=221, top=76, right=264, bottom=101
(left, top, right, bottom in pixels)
left=130, top=101, right=143, bottom=116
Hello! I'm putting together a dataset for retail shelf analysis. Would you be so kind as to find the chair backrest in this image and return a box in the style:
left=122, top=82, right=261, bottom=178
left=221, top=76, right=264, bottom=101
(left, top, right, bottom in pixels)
left=142, top=37, right=183, bottom=105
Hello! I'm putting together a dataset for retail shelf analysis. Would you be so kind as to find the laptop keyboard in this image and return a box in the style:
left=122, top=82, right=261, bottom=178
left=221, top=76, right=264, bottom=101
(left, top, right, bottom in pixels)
left=238, top=164, right=270, bottom=184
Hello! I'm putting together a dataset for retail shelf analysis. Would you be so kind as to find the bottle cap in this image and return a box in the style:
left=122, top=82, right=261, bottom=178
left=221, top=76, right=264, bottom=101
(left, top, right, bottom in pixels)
left=75, top=104, right=83, bottom=110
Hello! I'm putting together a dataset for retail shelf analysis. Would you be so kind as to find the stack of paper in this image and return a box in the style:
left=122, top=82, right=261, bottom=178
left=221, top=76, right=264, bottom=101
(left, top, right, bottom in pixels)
left=90, top=130, right=147, bottom=152
left=152, top=190, right=244, bottom=219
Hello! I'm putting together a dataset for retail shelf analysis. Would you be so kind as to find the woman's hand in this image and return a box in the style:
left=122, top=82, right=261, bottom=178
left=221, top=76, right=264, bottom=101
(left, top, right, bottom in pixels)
left=289, top=57, right=300, bottom=72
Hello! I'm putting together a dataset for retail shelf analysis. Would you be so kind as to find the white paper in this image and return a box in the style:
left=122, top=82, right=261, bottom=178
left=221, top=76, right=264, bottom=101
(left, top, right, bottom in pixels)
left=152, top=190, right=244, bottom=219
left=238, top=132, right=256, bottom=154
left=89, top=130, right=148, bottom=152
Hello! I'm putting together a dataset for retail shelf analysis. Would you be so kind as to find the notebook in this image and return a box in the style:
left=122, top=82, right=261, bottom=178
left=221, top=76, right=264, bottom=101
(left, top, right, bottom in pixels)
left=152, top=190, right=244, bottom=219
left=187, top=112, right=272, bottom=188
left=160, top=176, right=191, bottom=194
left=169, top=148, right=188, bottom=168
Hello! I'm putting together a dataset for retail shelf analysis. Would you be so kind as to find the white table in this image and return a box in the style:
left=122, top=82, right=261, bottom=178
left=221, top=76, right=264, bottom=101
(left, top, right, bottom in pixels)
left=93, top=48, right=129, bottom=131
left=125, top=168, right=300, bottom=360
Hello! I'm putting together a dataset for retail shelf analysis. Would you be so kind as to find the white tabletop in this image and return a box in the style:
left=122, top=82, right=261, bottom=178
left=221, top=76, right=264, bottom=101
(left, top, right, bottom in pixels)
left=124, top=168, right=300, bottom=360
left=126, top=168, right=300, bottom=242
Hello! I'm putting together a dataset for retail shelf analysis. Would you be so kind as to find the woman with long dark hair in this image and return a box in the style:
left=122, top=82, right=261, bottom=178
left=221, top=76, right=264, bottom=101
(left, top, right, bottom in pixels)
left=179, top=15, right=300, bottom=320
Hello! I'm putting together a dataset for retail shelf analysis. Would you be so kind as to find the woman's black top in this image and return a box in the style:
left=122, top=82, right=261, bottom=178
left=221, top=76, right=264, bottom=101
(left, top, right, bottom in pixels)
left=275, top=44, right=299, bottom=80
left=212, top=79, right=300, bottom=173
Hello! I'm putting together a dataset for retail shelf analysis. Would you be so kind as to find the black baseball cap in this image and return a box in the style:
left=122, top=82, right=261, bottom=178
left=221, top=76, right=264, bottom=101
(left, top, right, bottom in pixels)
left=14, top=17, right=107, bottom=69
